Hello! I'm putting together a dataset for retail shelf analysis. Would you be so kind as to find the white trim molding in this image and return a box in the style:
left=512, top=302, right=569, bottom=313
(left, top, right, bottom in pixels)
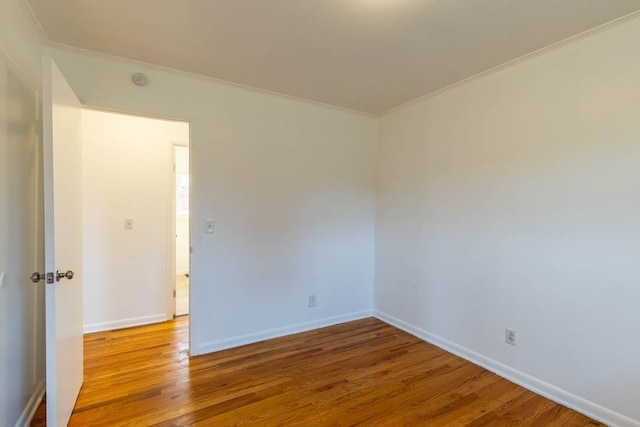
left=196, top=310, right=372, bottom=356
left=15, top=0, right=48, bottom=43
left=14, top=379, right=45, bottom=427
left=374, top=310, right=640, bottom=427
left=83, top=313, right=168, bottom=334
left=45, top=43, right=376, bottom=118
left=381, top=10, right=640, bottom=116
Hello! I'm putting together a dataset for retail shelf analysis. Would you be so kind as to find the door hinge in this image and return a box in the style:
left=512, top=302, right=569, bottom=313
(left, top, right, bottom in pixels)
left=173, top=290, right=176, bottom=298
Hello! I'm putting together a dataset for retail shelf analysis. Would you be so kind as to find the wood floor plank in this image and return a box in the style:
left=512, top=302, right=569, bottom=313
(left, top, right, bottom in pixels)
left=30, top=317, right=604, bottom=426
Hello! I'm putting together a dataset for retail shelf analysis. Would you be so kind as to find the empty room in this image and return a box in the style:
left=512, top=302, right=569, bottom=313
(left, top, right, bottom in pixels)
left=1, top=1, right=640, bottom=426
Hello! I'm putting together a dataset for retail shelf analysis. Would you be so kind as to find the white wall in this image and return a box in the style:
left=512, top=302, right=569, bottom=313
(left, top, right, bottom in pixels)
left=7, top=1, right=640, bottom=425
left=174, top=145, right=189, bottom=275
left=82, top=109, right=188, bottom=332
left=51, top=47, right=378, bottom=353
left=375, top=17, right=640, bottom=427
left=0, top=1, right=45, bottom=426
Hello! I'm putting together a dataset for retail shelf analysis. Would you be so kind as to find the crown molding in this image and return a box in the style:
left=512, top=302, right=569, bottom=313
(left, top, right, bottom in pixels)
left=16, top=0, right=48, bottom=44
left=45, top=42, right=377, bottom=119
left=15, top=0, right=640, bottom=118
left=381, top=9, right=640, bottom=117
left=16, top=0, right=374, bottom=118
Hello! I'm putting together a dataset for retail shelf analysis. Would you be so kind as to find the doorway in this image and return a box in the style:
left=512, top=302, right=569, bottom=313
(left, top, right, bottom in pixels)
left=81, top=109, right=190, bottom=333
left=173, top=145, right=190, bottom=316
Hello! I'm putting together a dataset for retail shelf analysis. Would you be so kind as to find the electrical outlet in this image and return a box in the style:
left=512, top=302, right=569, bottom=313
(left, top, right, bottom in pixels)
left=505, top=329, right=516, bottom=346
left=308, top=295, right=317, bottom=307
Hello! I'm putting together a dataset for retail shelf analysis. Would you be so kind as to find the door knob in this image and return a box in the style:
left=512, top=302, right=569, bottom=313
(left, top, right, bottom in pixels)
left=56, top=270, right=75, bottom=281
left=31, top=272, right=46, bottom=283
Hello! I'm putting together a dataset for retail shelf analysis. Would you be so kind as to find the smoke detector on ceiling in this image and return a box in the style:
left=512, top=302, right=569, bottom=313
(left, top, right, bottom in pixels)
left=132, top=72, right=148, bottom=86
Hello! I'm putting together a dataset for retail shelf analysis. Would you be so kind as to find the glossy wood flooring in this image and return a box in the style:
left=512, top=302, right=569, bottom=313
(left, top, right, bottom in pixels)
left=175, top=274, right=189, bottom=316
left=31, top=317, right=602, bottom=426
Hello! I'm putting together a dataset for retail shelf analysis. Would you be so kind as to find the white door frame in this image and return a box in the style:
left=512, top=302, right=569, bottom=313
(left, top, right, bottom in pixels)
left=81, top=107, right=192, bottom=351
left=169, top=143, right=190, bottom=318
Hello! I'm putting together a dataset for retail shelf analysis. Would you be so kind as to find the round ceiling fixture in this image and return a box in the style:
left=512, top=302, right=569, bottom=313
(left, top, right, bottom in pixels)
left=132, top=72, right=148, bottom=86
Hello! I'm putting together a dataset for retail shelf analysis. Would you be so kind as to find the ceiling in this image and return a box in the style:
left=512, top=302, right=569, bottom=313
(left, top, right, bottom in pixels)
left=25, top=0, right=640, bottom=114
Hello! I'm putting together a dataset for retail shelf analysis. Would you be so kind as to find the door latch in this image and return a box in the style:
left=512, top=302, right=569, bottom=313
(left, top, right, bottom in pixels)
left=31, top=272, right=55, bottom=284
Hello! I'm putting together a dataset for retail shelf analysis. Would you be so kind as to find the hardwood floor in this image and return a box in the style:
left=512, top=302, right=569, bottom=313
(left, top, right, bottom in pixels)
left=175, top=274, right=189, bottom=316
left=31, top=317, right=602, bottom=426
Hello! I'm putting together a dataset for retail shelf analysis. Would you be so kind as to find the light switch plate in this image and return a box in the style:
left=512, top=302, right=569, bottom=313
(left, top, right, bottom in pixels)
left=205, top=219, right=215, bottom=234
left=125, top=218, right=134, bottom=229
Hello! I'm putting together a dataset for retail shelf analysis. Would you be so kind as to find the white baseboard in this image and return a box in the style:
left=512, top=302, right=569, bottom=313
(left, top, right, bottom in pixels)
left=197, top=310, right=372, bottom=355
left=14, top=379, right=45, bottom=427
left=374, top=310, right=639, bottom=427
left=84, top=313, right=168, bottom=333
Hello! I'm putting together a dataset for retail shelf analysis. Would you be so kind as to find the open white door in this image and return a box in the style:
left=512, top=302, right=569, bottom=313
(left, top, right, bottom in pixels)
left=41, top=56, right=83, bottom=426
